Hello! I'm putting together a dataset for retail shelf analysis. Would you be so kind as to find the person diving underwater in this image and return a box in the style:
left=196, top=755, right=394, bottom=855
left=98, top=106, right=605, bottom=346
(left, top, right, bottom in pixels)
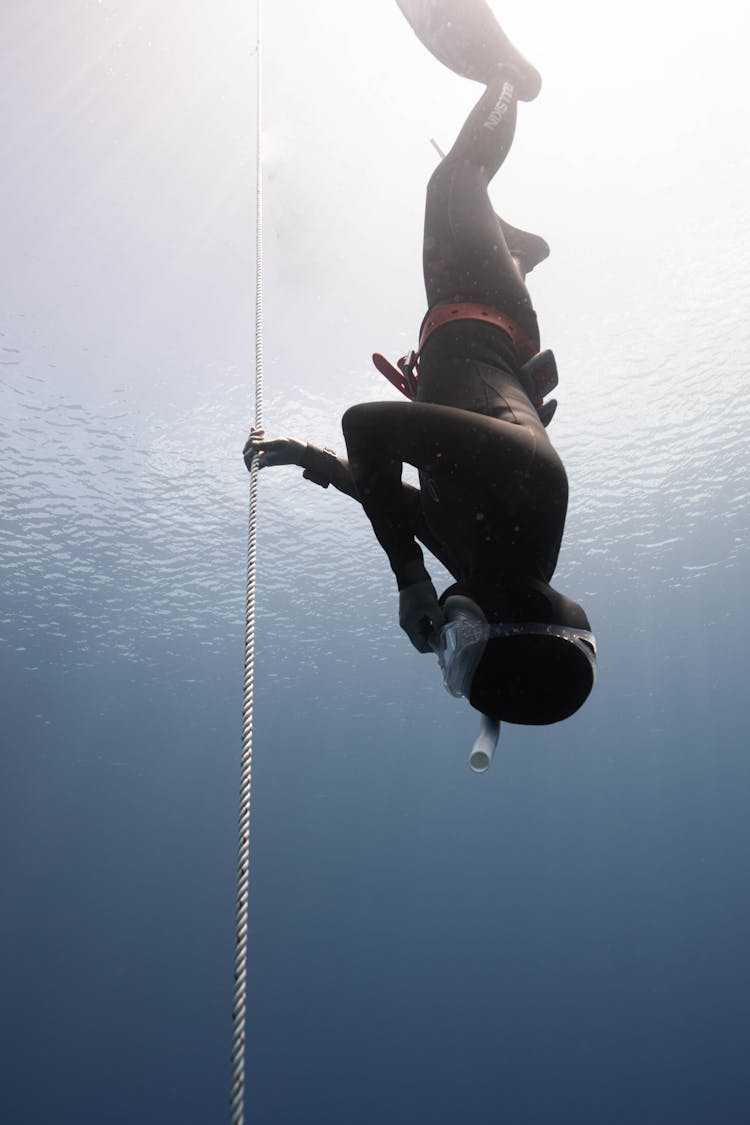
left=245, top=0, right=596, bottom=768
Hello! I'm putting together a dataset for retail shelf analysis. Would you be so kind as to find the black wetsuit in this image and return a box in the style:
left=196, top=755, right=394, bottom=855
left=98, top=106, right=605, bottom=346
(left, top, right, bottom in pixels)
left=306, top=70, right=571, bottom=619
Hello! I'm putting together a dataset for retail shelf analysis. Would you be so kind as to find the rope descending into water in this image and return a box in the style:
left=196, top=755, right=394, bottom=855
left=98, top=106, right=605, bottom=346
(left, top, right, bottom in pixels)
left=231, top=8, right=263, bottom=1122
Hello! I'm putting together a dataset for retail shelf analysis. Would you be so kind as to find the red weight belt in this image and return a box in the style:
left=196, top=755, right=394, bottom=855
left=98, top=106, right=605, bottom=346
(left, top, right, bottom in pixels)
left=418, top=301, right=537, bottom=365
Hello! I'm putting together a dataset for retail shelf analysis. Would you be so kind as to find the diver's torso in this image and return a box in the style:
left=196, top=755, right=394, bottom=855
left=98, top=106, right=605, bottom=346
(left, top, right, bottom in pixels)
left=415, top=320, right=566, bottom=585
left=417, top=320, right=541, bottom=420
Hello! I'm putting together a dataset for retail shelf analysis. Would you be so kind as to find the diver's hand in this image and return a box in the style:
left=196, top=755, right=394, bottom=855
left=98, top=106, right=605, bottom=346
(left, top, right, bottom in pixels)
left=243, top=430, right=306, bottom=472
left=399, top=579, right=445, bottom=654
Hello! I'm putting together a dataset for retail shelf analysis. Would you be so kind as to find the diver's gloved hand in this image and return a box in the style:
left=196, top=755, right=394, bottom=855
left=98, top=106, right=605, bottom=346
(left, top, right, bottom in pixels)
left=243, top=429, right=306, bottom=472
left=399, top=579, right=445, bottom=654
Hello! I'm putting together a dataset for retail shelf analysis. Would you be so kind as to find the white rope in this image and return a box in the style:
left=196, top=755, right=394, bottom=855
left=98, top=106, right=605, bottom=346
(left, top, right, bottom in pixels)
left=231, top=3, right=263, bottom=1121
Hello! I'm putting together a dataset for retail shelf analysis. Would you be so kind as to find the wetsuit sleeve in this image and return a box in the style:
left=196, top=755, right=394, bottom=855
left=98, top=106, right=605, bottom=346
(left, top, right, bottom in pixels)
left=299, top=443, right=455, bottom=582
left=299, top=443, right=359, bottom=498
left=340, top=410, right=433, bottom=591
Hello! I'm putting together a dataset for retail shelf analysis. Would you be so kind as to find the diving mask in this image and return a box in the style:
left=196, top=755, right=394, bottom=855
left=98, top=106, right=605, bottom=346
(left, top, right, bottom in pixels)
left=433, top=597, right=597, bottom=701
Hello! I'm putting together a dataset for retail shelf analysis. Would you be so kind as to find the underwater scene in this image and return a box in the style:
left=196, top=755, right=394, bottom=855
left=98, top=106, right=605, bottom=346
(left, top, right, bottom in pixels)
left=2, top=2, right=750, bottom=1122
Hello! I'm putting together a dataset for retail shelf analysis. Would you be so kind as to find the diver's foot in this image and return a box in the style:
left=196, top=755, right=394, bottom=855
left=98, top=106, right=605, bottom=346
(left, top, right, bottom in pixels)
left=396, top=0, right=542, bottom=101
left=496, top=216, right=550, bottom=274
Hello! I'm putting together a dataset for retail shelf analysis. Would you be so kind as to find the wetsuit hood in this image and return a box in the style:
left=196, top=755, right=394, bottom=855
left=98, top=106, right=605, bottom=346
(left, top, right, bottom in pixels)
left=439, top=578, right=595, bottom=725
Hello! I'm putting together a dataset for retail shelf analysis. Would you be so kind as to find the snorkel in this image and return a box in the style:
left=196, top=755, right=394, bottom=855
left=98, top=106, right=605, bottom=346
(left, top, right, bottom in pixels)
left=470, top=714, right=501, bottom=774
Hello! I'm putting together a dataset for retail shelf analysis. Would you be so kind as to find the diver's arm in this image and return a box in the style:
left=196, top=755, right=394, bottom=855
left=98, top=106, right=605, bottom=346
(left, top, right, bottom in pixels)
left=329, top=434, right=445, bottom=649
left=246, top=433, right=449, bottom=651
left=244, top=433, right=456, bottom=576
left=299, top=444, right=456, bottom=576
left=243, top=433, right=362, bottom=500
left=298, top=443, right=360, bottom=500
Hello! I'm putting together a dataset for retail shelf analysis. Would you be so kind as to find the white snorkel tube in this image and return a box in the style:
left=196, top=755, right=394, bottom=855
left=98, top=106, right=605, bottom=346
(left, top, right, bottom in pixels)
left=469, top=713, right=500, bottom=774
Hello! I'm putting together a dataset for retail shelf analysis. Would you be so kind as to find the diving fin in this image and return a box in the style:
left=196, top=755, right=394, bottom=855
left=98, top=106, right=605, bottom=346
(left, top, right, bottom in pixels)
left=395, top=0, right=541, bottom=101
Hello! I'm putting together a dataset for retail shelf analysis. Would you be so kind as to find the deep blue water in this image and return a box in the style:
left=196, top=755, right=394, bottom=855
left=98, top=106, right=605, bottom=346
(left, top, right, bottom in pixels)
left=3, top=2, right=750, bottom=1123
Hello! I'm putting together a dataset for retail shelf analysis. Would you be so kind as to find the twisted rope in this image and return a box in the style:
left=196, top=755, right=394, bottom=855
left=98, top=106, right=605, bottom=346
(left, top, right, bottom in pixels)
left=231, top=6, right=263, bottom=1121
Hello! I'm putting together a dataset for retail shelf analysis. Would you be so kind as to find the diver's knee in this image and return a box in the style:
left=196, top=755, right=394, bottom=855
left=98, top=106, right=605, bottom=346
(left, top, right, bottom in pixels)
left=342, top=402, right=369, bottom=437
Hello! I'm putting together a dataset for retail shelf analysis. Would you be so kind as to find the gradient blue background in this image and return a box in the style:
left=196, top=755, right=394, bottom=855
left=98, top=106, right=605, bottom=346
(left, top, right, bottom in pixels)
left=3, top=2, right=750, bottom=1122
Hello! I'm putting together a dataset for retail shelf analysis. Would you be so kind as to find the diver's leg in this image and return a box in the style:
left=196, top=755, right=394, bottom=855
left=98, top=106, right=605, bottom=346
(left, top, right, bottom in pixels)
left=423, top=68, right=539, bottom=346
left=345, top=400, right=543, bottom=502
left=342, top=398, right=565, bottom=587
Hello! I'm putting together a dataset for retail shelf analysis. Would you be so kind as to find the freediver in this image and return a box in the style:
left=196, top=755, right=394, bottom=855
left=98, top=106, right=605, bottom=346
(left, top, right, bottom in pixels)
left=245, top=0, right=596, bottom=750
